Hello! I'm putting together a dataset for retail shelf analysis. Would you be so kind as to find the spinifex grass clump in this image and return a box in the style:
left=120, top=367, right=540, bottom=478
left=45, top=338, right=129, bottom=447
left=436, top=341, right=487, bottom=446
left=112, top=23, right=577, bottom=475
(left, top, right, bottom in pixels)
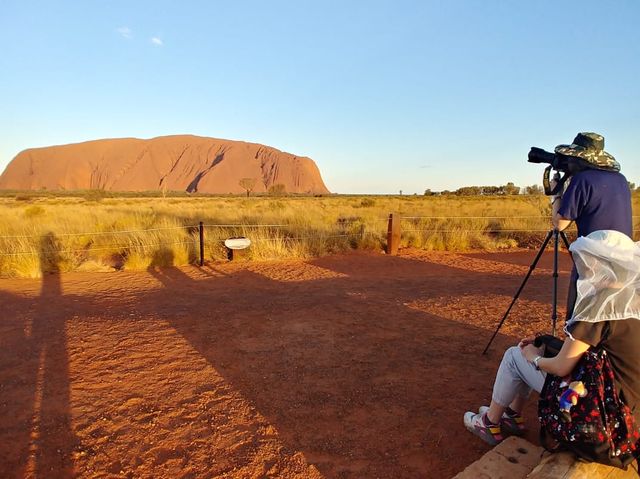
left=1, top=192, right=636, bottom=277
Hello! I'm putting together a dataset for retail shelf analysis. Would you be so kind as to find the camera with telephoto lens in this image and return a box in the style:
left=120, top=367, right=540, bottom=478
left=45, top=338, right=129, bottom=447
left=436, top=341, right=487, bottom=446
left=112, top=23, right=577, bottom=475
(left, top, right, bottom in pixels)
left=527, top=147, right=580, bottom=196
left=527, top=147, right=572, bottom=172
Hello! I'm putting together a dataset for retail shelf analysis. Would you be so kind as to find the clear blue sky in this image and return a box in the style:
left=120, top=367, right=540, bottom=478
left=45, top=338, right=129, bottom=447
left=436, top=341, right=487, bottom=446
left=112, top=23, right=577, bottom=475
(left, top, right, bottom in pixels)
left=1, top=1, right=639, bottom=193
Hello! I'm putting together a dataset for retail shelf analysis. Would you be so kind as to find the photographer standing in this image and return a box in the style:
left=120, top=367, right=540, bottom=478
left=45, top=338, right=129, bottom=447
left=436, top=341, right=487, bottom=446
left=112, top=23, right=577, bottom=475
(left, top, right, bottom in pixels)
left=463, top=133, right=639, bottom=459
left=551, top=132, right=633, bottom=317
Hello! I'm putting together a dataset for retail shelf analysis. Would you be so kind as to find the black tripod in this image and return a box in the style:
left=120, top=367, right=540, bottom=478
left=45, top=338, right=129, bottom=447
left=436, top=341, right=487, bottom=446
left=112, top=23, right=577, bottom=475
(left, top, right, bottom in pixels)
left=482, top=228, right=572, bottom=354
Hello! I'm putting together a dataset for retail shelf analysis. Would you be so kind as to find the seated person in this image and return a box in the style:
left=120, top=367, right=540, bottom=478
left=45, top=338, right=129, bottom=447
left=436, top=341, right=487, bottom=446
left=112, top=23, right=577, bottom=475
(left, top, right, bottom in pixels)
left=463, top=230, right=640, bottom=446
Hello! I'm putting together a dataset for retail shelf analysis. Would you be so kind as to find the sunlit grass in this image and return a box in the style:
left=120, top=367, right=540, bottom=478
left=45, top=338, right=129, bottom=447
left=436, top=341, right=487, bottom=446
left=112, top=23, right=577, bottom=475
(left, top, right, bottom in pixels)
left=1, top=192, right=638, bottom=277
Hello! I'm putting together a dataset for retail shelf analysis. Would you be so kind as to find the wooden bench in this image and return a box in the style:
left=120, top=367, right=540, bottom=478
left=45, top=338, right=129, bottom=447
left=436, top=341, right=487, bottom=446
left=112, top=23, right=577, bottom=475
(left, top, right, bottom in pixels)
left=528, top=452, right=639, bottom=479
left=453, top=437, right=639, bottom=479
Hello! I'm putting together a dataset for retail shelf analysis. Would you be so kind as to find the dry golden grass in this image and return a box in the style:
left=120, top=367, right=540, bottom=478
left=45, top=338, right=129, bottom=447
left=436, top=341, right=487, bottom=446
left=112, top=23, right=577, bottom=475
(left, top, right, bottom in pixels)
left=1, top=193, right=638, bottom=277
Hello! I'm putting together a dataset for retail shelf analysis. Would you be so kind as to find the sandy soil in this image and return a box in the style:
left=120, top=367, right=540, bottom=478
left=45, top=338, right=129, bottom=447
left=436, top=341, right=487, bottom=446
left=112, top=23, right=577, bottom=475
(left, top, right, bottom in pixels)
left=0, top=248, right=574, bottom=478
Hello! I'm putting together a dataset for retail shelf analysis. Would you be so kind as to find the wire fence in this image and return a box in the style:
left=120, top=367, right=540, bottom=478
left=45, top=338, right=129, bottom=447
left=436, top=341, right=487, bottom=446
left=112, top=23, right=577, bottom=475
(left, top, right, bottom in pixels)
left=399, top=215, right=553, bottom=220
left=0, top=224, right=286, bottom=240
left=1, top=240, right=196, bottom=257
left=1, top=216, right=639, bottom=269
left=397, top=215, right=640, bottom=234
left=3, top=214, right=637, bottom=240
left=0, top=221, right=371, bottom=260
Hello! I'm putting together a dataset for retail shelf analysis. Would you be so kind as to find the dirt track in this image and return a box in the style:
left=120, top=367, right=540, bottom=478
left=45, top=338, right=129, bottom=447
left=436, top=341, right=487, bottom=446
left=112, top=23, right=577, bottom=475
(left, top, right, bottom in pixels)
left=0, top=248, right=573, bottom=478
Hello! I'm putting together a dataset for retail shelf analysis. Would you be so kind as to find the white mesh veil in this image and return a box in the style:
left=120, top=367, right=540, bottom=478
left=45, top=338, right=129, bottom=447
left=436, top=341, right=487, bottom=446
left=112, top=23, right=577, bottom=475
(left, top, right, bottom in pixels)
left=565, top=230, right=640, bottom=332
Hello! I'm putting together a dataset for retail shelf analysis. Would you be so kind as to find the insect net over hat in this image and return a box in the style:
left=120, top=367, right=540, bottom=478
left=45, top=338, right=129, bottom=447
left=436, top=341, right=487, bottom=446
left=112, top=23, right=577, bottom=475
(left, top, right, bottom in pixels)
left=565, top=230, right=640, bottom=336
left=555, top=132, right=621, bottom=172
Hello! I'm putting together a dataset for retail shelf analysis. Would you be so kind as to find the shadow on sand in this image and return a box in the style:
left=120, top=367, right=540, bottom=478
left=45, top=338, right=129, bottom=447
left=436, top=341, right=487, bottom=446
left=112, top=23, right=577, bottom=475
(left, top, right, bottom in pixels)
left=0, top=247, right=573, bottom=478
left=0, top=233, right=78, bottom=477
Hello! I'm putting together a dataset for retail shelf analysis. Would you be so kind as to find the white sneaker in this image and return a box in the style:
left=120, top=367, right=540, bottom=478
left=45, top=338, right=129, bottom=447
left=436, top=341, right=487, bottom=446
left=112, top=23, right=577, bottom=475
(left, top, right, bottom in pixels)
left=463, top=409, right=503, bottom=445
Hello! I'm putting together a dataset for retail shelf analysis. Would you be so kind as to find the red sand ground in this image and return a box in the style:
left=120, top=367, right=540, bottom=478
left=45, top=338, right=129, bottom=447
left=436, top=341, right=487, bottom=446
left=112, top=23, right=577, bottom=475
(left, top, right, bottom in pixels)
left=0, top=248, right=573, bottom=478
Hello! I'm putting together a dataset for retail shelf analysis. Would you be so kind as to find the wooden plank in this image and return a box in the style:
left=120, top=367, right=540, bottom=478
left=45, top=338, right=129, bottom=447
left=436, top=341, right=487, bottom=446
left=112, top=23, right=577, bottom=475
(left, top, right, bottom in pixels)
left=453, top=437, right=543, bottom=479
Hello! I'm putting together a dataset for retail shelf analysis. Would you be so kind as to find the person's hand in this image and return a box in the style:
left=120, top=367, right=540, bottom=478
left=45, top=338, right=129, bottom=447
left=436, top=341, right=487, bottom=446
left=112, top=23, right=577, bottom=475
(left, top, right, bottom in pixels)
left=549, top=172, right=563, bottom=196
left=518, top=338, right=535, bottom=349
left=520, top=343, right=544, bottom=363
left=519, top=338, right=543, bottom=362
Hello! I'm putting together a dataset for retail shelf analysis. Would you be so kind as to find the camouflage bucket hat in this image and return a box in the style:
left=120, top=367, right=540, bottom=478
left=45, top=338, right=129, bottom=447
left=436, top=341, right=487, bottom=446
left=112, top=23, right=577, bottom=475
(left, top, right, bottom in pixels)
left=554, top=132, right=620, bottom=171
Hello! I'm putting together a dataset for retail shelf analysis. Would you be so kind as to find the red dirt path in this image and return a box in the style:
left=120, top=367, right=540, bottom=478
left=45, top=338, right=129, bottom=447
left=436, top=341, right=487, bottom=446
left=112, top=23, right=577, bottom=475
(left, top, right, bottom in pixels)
left=0, top=248, right=573, bottom=478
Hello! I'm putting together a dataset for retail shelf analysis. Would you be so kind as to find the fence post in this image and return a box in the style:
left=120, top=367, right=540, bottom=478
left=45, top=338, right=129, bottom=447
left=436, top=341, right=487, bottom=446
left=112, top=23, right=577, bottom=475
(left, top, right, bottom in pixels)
left=199, top=221, right=204, bottom=266
left=386, top=213, right=401, bottom=255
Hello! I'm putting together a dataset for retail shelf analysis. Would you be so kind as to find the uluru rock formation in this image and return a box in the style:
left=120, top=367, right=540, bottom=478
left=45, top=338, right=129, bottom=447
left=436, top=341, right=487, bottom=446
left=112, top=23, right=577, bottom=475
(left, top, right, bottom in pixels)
left=0, top=135, right=331, bottom=194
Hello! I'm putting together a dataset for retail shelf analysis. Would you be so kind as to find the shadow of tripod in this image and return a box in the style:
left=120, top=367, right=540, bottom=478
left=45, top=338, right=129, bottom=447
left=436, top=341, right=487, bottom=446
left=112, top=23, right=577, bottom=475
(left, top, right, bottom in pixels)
left=483, top=228, right=572, bottom=354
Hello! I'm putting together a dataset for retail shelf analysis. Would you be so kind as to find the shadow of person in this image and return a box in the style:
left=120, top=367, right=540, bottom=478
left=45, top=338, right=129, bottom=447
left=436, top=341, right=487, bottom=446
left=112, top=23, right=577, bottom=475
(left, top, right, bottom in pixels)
left=147, top=246, right=176, bottom=283
left=26, top=232, right=78, bottom=477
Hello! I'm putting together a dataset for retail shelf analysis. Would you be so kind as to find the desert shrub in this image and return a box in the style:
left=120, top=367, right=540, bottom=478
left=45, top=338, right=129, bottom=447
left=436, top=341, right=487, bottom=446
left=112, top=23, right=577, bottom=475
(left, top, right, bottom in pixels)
left=358, top=231, right=384, bottom=251
left=24, top=205, right=45, bottom=218
left=267, top=200, right=286, bottom=211
left=83, top=189, right=107, bottom=202
left=268, top=184, right=287, bottom=196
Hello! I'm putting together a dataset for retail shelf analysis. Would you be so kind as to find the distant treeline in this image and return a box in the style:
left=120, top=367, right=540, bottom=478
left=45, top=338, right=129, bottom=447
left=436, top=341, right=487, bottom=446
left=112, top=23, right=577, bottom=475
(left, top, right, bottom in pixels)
left=426, top=181, right=638, bottom=197
left=0, top=187, right=318, bottom=200
left=424, top=183, right=543, bottom=196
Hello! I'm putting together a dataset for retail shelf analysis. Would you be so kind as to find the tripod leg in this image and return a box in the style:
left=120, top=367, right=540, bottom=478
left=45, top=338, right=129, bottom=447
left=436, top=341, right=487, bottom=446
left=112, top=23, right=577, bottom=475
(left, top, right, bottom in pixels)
left=551, top=230, right=559, bottom=336
left=559, top=230, right=575, bottom=323
left=483, top=230, right=554, bottom=354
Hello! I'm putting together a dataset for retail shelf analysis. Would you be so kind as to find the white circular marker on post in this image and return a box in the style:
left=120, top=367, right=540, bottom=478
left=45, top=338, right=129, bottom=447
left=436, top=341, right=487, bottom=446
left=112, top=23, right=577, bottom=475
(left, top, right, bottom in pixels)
left=224, top=237, right=251, bottom=260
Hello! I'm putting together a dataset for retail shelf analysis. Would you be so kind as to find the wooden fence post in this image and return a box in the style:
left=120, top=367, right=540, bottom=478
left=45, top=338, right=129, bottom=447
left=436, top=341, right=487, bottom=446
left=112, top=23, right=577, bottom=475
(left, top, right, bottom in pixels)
left=199, top=221, right=204, bottom=266
left=386, top=213, right=401, bottom=255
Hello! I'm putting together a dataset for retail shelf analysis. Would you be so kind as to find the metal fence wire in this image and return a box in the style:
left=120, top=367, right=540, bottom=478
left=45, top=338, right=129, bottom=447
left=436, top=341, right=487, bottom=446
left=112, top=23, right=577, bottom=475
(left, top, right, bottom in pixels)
left=1, top=216, right=639, bottom=259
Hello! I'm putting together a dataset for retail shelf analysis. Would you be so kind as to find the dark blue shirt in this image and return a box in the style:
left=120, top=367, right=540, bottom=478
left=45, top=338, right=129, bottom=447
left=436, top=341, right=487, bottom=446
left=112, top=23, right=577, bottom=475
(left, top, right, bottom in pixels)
left=558, top=169, right=632, bottom=238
